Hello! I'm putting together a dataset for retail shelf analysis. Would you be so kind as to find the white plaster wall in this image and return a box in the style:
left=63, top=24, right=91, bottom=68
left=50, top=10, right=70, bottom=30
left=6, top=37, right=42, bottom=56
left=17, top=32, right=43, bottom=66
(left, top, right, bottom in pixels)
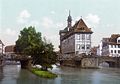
left=75, top=34, right=91, bottom=54
left=109, top=45, right=120, bottom=57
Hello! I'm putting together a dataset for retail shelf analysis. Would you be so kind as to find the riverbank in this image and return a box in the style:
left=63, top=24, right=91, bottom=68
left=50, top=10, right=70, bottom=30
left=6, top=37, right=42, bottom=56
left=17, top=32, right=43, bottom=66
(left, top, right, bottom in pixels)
left=31, top=67, right=57, bottom=78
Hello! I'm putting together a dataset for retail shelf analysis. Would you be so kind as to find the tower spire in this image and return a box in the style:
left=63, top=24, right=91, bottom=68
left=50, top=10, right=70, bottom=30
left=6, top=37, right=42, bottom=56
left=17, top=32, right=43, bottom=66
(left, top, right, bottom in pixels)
left=69, top=10, right=71, bottom=16
left=67, top=10, right=72, bottom=27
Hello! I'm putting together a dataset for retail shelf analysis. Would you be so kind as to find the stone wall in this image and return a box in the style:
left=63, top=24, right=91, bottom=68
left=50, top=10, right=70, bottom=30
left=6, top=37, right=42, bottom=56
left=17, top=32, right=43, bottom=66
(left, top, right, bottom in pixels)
left=60, top=54, right=120, bottom=68
left=81, top=58, right=99, bottom=68
left=61, top=60, right=76, bottom=67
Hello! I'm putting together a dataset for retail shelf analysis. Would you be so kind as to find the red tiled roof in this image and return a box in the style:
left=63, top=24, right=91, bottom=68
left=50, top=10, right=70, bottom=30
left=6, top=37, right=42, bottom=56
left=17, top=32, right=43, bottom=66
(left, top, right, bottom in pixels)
left=109, top=34, right=120, bottom=43
left=60, top=18, right=93, bottom=41
left=73, top=19, right=93, bottom=33
left=5, top=45, right=15, bottom=53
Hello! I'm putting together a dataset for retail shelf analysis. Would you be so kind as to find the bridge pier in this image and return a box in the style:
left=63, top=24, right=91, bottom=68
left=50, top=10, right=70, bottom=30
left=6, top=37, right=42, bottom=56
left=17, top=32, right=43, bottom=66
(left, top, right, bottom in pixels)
left=20, top=60, right=32, bottom=69
left=108, top=62, right=115, bottom=67
left=81, top=57, right=99, bottom=68
left=116, top=58, right=120, bottom=68
left=60, top=60, right=77, bottom=67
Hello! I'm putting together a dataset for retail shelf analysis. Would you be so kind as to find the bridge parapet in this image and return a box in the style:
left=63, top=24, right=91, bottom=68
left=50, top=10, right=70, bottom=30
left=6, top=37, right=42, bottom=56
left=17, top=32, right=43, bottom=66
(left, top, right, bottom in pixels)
left=5, top=54, right=32, bottom=61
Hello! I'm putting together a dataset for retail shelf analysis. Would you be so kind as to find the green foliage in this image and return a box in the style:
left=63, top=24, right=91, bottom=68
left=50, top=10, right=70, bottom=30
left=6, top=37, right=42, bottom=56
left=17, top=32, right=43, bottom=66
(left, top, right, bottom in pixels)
left=15, top=26, right=57, bottom=71
left=40, top=38, right=57, bottom=70
left=31, top=68, right=57, bottom=78
left=15, top=26, right=43, bottom=55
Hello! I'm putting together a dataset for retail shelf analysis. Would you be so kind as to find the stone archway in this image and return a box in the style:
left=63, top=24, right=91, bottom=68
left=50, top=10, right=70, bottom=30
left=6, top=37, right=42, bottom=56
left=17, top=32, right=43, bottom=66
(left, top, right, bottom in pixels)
left=99, top=61, right=116, bottom=67
left=99, top=62, right=109, bottom=67
left=20, top=60, right=32, bottom=69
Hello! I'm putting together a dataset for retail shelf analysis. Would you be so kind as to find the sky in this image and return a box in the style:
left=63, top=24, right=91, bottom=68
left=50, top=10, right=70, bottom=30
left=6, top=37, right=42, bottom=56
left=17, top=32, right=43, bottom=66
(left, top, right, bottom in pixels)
left=0, top=0, right=120, bottom=51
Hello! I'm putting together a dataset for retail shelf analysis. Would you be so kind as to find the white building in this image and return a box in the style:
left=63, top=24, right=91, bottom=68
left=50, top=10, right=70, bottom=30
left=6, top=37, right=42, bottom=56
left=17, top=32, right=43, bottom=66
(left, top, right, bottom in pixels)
left=59, top=12, right=93, bottom=56
left=97, top=34, right=120, bottom=57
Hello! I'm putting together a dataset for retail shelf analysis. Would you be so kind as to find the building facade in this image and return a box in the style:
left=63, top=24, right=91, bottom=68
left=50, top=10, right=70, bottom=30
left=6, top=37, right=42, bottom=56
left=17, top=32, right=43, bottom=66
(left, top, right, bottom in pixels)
left=59, top=12, right=93, bottom=56
left=5, top=45, right=15, bottom=59
left=97, top=34, right=120, bottom=57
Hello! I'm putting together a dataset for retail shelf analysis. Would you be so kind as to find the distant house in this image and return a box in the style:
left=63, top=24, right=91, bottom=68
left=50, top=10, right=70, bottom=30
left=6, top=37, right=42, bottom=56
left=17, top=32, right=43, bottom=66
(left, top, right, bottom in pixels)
left=97, top=34, right=120, bottom=57
left=5, top=45, right=15, bottom=58
left=97, top=38, right=110, bottom=56
left=5, top=45, right=15, bottom=54
left=59, top=12, right=93, bottom=56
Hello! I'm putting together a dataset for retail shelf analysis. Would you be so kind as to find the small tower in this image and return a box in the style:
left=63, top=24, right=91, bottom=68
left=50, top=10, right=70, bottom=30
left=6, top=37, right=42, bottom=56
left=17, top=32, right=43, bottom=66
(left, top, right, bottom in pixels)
left=67, top=10, right=72, bottom=28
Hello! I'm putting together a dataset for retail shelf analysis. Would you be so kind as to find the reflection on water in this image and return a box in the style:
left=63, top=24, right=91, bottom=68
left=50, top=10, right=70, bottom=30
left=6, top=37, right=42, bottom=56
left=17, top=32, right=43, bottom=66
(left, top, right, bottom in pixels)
left=0, top=65, right=120, bottom=84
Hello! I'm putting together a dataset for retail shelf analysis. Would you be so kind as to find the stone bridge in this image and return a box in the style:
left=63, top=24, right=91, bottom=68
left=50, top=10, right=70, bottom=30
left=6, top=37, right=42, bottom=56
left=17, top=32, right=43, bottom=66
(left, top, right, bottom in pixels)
left=59, top=55, right=120, bottom=68
left=4, top=54, right=32, bottom=69
left=81, top=56, right=120, bottom=68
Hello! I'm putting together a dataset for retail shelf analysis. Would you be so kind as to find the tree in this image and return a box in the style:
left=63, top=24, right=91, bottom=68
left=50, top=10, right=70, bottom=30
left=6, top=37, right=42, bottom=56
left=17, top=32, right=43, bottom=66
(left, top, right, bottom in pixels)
left=40, top=38, right=57, bottom=71
left=15, top=26, right=57, bottom=71
left=15, top=26, right=43, bottom=55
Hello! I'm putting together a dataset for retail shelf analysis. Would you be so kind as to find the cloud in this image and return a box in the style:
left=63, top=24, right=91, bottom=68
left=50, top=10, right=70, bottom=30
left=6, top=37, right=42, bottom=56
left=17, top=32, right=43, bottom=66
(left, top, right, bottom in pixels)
left=17, top=10, right=31, bottom=24
left=5, top=28, right=16, bottom=36
left=85, top=13, right=100, bottom=25
left=41, top=17, right=53, bottom=28
left=19, top=10, right=31, bottom=18
left=86, top=14, right=100, bottom=24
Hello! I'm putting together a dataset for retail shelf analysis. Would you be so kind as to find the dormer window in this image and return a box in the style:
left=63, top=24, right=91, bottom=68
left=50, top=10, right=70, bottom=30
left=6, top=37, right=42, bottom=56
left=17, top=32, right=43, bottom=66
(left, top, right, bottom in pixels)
left=81, top=27, right=84, bottom=30
left=118, top=40, right=120, bottom=43
left=117, top=37, right=120, bottom=43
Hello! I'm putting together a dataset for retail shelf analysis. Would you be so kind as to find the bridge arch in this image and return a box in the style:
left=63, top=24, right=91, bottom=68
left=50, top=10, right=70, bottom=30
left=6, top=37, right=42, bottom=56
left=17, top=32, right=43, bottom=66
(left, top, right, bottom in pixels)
left=98, top=57, right=117, bottom=67
left=99, top=61, right=116, bottom=67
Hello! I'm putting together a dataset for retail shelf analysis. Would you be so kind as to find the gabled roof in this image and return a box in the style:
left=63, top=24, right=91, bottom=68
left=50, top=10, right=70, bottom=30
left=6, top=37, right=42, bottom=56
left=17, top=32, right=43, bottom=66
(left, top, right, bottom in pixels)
left=102, top=34, right=120, bottom=45
left=5, top=45, right=15, bottom=53
left=60, top=18, right=93, bottom=41
left=73, top=18, right=93, bottom=33
left=109, top=34, right=120, bottom=43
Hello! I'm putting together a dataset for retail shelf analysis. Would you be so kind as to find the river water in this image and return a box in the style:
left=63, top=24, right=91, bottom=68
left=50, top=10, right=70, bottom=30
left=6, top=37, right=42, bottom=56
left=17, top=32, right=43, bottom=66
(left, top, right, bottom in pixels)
left=0, top=65, right=120, bottom=84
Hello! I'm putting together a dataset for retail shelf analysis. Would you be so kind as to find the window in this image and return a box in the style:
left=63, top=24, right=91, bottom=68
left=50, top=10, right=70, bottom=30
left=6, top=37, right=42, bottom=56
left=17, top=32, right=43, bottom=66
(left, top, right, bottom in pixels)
left=111, top=45, right=113, bottom=48
left=82, top=45, right=85, bottom=49
left=77, top=34, right=81, bottom=40
left=111, top=50, right=113, bottom=53
left=87, top=47, right=89, bottom=49
left=114, top=45, right=116, bottom=48
left=118, top=50, right=120, bottom=53
left=77, top=44, right=81, bottom=49
left=86, top=45, right=90, bottom=49
left=82, top=47, right=85, bottom=49
left=118, top=40, right=120, bottom=43
left=114, top=50, right=116, bottom=53
left=118, top=45, right=120, bottom=48
left=80, top=27, right=84, bottom=30
left=82, top=34, right=85, bottom=40
left=86, top=34, right=90, bottom=40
